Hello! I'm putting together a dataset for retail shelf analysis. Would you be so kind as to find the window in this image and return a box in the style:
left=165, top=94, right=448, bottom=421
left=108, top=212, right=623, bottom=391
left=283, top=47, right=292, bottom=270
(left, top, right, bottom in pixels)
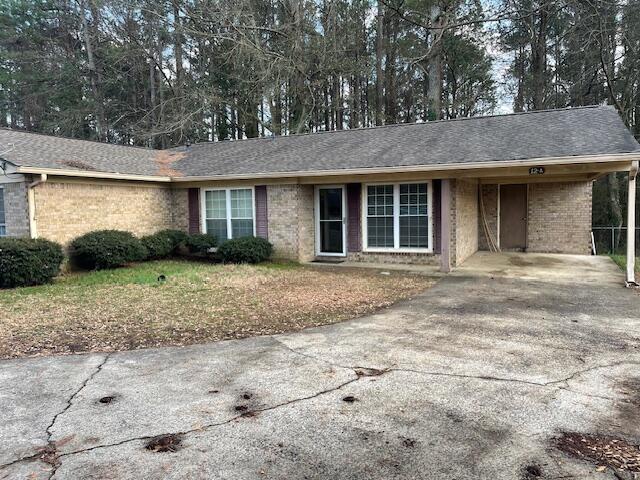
left=0, top=187, right=5, bottom=237
left=366, top=185, right=394, bottom=248
left=203, top=188, right=254, bottom=240
left=364, top=182, right=431, bottom=252
left=399, top=183, right=429, bottom=248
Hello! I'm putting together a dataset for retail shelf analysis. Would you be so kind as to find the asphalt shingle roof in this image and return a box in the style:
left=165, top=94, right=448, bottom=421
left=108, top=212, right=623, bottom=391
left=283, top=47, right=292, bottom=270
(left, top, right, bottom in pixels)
left=1, top=106, right=638, bottom=179
left=0, top=128, right=160, bottom=176
left=172, top=106, right=640, bottom=177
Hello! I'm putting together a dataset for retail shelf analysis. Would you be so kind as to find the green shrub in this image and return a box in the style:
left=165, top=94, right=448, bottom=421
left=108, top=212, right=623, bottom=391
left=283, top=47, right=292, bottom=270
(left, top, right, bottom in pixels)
left=0, top=238, right=64, bottom=288
left=156, top=229, right=188, bottom=252
left=184, top=233, right=217, bottom=255
left=70, top=230, right=147, bottom=270
left=141, top=233, right=174, bottom=260
left=217, top=236, right=273, bottom=264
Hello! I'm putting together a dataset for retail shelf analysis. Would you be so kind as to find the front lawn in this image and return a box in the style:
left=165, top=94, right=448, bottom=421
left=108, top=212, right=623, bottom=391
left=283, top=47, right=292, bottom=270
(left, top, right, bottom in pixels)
left=0, top=260, right=433, bottom=359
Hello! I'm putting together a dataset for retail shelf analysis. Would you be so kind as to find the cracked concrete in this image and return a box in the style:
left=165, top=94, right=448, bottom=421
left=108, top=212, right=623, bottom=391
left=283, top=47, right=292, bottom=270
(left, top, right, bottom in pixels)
left=1, top=253, right=640, bottom=479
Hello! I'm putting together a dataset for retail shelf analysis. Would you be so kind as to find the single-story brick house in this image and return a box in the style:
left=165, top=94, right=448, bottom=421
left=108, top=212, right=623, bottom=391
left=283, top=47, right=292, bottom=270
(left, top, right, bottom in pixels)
left=1, top=106, right=639, bottom=281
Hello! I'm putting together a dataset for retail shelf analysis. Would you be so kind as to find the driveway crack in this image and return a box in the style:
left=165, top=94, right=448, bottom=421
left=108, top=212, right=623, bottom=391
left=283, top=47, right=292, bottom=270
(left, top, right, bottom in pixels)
left=46, top=353, right=112, bottom=443
left=272, top=337, right=356, bottom=371
left=0, top=353, right=112, bottom=476
left=0, top=353, right=114, bottom=477
left=273, top=339, right=640, bottom=391
left=543, top=360, right=640, bottom=386
left=51, top=371, right=363, bottom=464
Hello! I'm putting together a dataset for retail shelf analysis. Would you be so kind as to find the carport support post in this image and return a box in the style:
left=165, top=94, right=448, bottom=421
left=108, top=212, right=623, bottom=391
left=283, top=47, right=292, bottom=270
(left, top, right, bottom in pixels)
left=440, top=179, right=452, bottom=273
left=626, top=161, right=638, bottom=287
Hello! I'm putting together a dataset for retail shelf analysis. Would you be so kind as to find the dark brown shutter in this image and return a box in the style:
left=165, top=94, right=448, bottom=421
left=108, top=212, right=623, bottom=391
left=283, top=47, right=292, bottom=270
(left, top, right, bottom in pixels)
left=188, top=188, right=200, bottom=234
left=255, top=185, right=268, bottom=239
left=346, top=183, right=362, bottom=252
left=433, top=180, right=441, bottom=254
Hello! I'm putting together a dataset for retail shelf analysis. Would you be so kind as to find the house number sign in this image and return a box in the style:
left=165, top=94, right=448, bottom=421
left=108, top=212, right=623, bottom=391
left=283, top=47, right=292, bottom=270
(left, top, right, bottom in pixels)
left=529, top=167, right=545, bottom=175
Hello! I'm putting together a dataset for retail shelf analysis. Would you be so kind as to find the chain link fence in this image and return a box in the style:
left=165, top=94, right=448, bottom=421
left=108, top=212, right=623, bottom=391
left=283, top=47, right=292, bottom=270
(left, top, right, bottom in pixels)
left=592, top=227, right=640, bottom=255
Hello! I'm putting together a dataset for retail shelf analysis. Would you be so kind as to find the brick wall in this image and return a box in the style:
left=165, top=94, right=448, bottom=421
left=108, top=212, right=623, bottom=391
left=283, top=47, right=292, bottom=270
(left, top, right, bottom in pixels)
left=267, top=185, right=300, bottom=259
left=478, top=184, right=499, bottom=251
left=297, top=185, right=315, bottom=261
left=527, top=181, right=592, bottom=254
left=477, top=181, right=593, bottom=255
left=170, top=188, right=190, bottom=232
left=34, top=180, right=178, bottom=244
left=2, top=181, right=30, bottom=237
left=452, top=179, right=479, bottom=266
left=266, top=184, right=315, bottom=261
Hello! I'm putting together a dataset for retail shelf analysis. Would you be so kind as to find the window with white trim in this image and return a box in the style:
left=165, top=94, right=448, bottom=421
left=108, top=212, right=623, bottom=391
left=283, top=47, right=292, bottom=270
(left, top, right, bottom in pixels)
left=366, top=185, right=394, bottom=248
left=0, top=187, right=5, bottom=237
left=364, top=182, right=432, bottom=252
left=203, top=188, right=254, bottom=241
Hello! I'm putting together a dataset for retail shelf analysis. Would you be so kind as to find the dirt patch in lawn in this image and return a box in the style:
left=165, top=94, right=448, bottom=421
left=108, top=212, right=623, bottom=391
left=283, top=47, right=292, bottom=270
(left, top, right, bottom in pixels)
left=0, top=262, right=434, bottom=358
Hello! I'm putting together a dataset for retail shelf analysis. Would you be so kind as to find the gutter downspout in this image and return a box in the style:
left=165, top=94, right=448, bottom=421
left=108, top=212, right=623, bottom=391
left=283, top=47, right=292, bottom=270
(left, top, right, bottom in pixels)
left=626, top=161, right=638, bottom=288
left=27, top=174, right=47, bottom=239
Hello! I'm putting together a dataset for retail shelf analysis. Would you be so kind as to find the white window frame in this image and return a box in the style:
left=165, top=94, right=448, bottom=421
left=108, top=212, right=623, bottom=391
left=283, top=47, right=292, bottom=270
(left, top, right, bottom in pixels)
left=362, top=181, right=433, bottom=253
left=200, top=186, right=256, bottom=240
left=0, top=186, right=5, bottom=237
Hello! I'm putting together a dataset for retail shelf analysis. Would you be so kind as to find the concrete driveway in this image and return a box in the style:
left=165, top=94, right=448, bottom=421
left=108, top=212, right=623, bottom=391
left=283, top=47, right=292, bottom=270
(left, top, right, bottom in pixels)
left=2, top=253, right=639, bottom=480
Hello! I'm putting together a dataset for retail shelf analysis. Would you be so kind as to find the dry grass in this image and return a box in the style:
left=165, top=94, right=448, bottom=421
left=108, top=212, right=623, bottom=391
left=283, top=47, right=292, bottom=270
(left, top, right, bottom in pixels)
left=0, top=260, right=434, bottom=359
left=610, top=254, right=640, bottom=274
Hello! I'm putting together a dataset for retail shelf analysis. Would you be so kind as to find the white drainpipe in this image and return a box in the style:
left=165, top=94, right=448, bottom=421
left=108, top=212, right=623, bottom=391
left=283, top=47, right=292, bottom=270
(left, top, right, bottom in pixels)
left=627, top=161, right=638, bottom=287
left=27, top=173, right=47, bottom=239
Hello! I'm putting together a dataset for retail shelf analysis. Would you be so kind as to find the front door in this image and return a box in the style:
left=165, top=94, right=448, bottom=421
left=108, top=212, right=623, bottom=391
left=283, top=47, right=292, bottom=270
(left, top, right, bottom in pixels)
left=316, top=186, right=346, bottom=256
left=500, top=184, right=527, bottom=250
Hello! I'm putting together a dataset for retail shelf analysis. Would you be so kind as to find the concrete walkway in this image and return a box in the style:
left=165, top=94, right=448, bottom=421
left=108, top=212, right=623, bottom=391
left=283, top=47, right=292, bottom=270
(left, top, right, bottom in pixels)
left=1, top=254, right=639, bottom=479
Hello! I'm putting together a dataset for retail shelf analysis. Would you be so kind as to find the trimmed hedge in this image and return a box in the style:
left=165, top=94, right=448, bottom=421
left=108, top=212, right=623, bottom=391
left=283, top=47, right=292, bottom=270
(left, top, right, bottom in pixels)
left=141, top=233, right=174, bottom=260
left=0, top=238, right=64, bottom=288
left=70, top=230, right=147, bottom=270
left=155, top=229, right=188, bottom=253
left=184, top=233, right=217, bottom=255
left=217, top=236, right=272, bottom=264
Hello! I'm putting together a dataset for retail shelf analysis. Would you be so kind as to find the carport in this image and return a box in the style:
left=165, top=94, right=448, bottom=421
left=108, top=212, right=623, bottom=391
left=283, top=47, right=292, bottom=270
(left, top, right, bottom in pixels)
left=438, top=157, right=640, bottom=287
left=455, top=251, right=625, bottom=286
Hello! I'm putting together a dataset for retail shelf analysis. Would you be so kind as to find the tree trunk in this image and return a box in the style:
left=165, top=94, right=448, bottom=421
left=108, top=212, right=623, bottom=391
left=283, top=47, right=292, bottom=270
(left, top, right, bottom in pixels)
left=242, top=100, right=259, bottom=138
left=514, top=46, right=525, bottom=112
left=272, top=89, right=282, bottom=136
left=427, top=4, right=443, bottom=120
left=80, top=0, right=106, bottom=141
left=608, top=173, right=624, bottom=246
left=351, top=75, right=360, bottom=129
left=334, top=75, right=343, bottom=130
left=384, top=13, right=398, bottom=124
left=531, top=1, right=548, bottom=110
left=230, top=99, right=237, bottom=140
left=172, top=0, right=185, bottom=141
left=375, top=2, right=384, bottom=126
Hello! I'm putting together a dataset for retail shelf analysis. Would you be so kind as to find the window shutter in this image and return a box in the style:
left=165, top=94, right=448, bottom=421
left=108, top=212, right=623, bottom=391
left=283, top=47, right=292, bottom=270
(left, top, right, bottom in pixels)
left=188, top=188, right=200, bottom=234
left=254, top=185, right=268, bottom=239
left=346, top=183, right=362, bottom=252
left=433, top=180, right=441, bottom=254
